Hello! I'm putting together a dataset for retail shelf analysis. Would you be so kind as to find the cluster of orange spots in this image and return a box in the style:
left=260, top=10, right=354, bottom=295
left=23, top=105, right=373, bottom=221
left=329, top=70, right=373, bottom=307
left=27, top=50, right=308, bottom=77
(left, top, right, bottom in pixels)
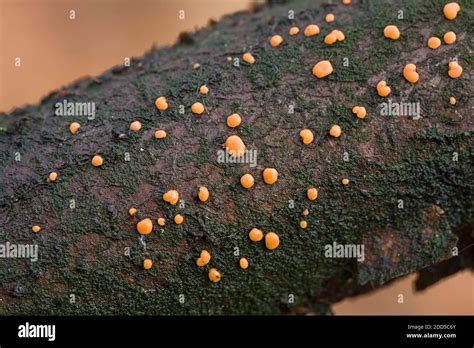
left=154, top=130, right=166, bottom=139
left=174, top=214, right=184, bottom=225
left=163, top=190, right=179, bottom=205
left=225, top=135, right=246, bottom=157
left=403, top=64, right=419, bottom=84
left=137, top=218, right=153, bottom=235
left=289, top=27, right=299, bottom=36
left=91, top=155, right=104, bottom=167
left=128, top=208, right=137, bottom=216
left=324, top=30, right=345, bottom=45
left=449, top=97, right=456, bottom=105
left=243, top=52, right=255, bottom=64
left=270, top=35, right=284, bottom=47
left=448, top=61, right=462, bottom=78
left=191, top=102, right=204, bottom=115
left=208, top=268, right=221, bottom=282
left=443, top=2, right=461, bottom=20
left=157, top=217, right=166, bottom=226
left=341, top=178, right=350, bottom=185
left=443, top=31, right=456, bottom=45
left=299, top=129, right=314, bottom=144
left=249, top=228, right=263, bottom=242
left=239, top=257, right=249, bottom=269
left=199, top=85, right=209, bottom=95
left=265, top=232, right=280, bottom=250
left=352, top=106, right=366, bottom=119
left=196, top=250, right=211, bottom=267
left=376, top=80, right=391, bottom=97
left=240, top=174, right=255, bottom=189
left=32, top=225, right=41, bottom=233
left=48, top=172, right=58, bottom=182
left=226, top=113, right=241, bottom=128
left=312, top=60, right=333, bottom=78
left=262, top=168, right=278, bottom=185
left=155, top=96, right=168, bottom=111
left=307, top=187, right=318, bottom=201
left=325, top=14, right=335, bottom=23
left=299, top=220, right=308, bottom=229
left=304, top=24, right=320, bottom=37
left=427, top=37, right=441, bottom=49
left=143, top=259, right=153, bottom=270
left=329, top=125, right=342, bottom=138
left=384, top=25, right=400, bottom=40
left=69, top=122, right=80, bottom=134
left=130, top=121, right=142, bottom=132
left=198, top=186, right=209, bottom=202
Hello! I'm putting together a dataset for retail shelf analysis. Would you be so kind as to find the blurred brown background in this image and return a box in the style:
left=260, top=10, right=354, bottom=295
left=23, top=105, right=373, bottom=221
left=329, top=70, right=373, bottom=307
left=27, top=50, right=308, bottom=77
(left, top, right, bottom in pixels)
left=0, top=0, right=472, bottom=314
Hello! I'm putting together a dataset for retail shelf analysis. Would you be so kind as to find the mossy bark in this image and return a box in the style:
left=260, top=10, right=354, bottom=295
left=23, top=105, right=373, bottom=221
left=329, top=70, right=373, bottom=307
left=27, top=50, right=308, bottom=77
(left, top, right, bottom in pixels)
left=0, top=0, right=472, bottom=315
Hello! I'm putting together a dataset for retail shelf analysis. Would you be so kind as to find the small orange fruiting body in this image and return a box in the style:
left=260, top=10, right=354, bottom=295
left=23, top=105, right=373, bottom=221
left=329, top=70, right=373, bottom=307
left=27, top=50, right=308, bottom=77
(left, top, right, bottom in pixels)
left=91, top=155, right=104, bottom=167
left=312, top=60, right=333, bottom=78
left=155, top=97, right=169, bottom=111
left=154, top=130, right=167, bottom=139
left=329, top=125, right=342, bottom=138
left=243, top=53, right=255, bottom=64
left=449, top=97, right=456, bottom=105
left=240, top=174, right=255, bottom=189
left=332, top=30, right=345, bottom=41
left=289, top=27, right=300, bottom=36
left=174, top=214, right=184, bottom=225
left=48, top=172, right=58, bottom=182
left=302, top=209, right=309, bottom=216
left=196, top=250, right=211, bottom=267
left=191, top=102, right=204, bottom=115
left=262, top=168, right=278, bottom=185
left=324, top=33, right=337, bottom=45
left=157, top=217, right=165, bottom=226
left=352, top=106, right=367, bottom=119
left=137, top=218, right=153, bottom=235
left=444, top=31, right=456, bottom=44
left=239, top=257, right=249, bottom=269
left=32, top=225, right=41, bottom=233
left=143, top=259, right=153, bottom=270
left=341, top=178, right=349, bottom=185
left=128, top=208, right=137, bottom=216
left=443, top=2, right=461, bottom=20
left=249, top=228, right=263, bottom=242
left=326, top=14, right=335, bottom=22
left=163, top=190, right=179, bottom=205
left=403, top=64, right=419, bottom=84
left=198, top=186, right=209, bottom=202
left=130, top=121, right=142, bottom=132
left=384, top=25, right=400, bottom=40
left=226, top=113, right=242, bottom=128
left=304, top=24, right=320, bottom=37
left=377, top=80, right=391, bottom=97
left=225, top=135, right=246, bottom=157
left=427, top=37, right=441, bottom=49
left=299, top=220, right=308, bottom=229
left=448, top=61, right=462, bottom=78
left=342, top=0, right=351, bottom=4
left=199, top=85, right=209, bottom=95
left=270, top=35, right=283, bottom=47
left=208, top=268, right=221, bottom=283
left=265, top=232, right=280, bottom=250
left=193, top=63, right=201, bottom=70
left=299, top=129, right=314, bottom=145
left=307, top=187, right=318, bottom=201
left=69, top=122, right=80, bottom=134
